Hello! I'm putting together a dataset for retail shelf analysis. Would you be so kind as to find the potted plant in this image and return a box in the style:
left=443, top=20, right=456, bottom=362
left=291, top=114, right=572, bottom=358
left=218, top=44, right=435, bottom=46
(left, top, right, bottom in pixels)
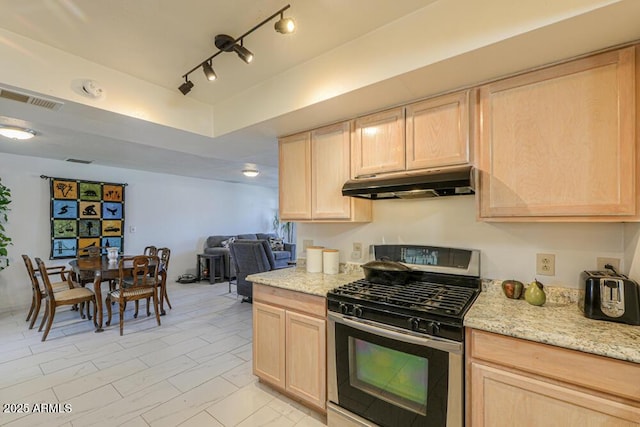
left=0, top=178, right=12, bottom=271
left=272, top=212, right=295, bottom=243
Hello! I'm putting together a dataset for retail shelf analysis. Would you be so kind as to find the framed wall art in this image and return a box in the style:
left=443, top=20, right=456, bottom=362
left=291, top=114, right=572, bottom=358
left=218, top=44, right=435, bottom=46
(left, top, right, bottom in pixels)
left=46, top=176, right=126, bottom=259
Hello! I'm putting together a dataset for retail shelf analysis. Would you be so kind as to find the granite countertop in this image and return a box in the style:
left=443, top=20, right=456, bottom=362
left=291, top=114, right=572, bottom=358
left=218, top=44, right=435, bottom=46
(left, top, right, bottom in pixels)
left=248, top=267, right=640, bottom=364
left=465, top=281, right=640, bottom=364
left=246, top=264, right=364, bottom=296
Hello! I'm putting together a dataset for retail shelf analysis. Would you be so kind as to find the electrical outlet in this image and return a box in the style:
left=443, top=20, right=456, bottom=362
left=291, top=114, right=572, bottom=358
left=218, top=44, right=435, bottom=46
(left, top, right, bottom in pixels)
left=597, top=257, right=621, bottom=271
left=536, top=253, right=555, bottom=276
left=351, top=242, right=363, bottom=260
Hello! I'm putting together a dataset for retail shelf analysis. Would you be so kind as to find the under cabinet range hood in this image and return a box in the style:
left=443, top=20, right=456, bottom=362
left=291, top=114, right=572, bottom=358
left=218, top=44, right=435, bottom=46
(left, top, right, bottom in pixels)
left=342, top=166, right=475, bottom=200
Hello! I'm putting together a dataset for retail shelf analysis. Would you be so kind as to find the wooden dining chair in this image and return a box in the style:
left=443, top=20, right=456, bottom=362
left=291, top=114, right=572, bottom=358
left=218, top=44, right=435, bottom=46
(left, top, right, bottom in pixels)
left=35, top=257, right=96, bottom=341
left=157, top=247, right=172, bottom=311
left=106, top=255, right=161, bottom=336
left=144, top=246, right=158, bottom=256
left=22, top=255, right=74, bottom=329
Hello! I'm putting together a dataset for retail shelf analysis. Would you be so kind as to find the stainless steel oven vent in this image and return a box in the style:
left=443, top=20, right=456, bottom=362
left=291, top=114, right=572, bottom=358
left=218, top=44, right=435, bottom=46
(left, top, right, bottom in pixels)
left=342, top=166, right=475, bottom=200
left=0, top=87, right=64, bottom=110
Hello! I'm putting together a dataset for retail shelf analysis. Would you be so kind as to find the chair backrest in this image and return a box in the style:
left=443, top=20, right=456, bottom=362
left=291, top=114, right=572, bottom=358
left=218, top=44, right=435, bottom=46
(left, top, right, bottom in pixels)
left=22, top=254, right=42, bottom=295
left=157, top=247, right=170, bottom=268
left=119, top=255, right=160, bottom=289
left=229, top=240, right=276, bottom=276
left=34, top=257, right=56, bottom=299
left=144, top=246, right=158, bottom=256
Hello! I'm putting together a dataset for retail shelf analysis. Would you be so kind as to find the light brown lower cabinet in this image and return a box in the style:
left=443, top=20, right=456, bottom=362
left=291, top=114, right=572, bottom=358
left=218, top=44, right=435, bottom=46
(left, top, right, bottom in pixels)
left=466, top=329, right=640, bottom=427
left=253, top=284, right=327, bottom=412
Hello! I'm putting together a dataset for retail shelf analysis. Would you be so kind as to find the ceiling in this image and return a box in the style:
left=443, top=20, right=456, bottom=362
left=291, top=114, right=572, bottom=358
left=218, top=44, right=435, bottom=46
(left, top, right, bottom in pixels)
left=0, top=0, right=435, bottom=187
left=1, top=0, right=640, bottom=188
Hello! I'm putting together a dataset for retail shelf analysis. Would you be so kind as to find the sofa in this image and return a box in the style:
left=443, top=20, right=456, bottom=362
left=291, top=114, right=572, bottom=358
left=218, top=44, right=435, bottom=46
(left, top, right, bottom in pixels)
left=204, top=233, right=296, bottom=280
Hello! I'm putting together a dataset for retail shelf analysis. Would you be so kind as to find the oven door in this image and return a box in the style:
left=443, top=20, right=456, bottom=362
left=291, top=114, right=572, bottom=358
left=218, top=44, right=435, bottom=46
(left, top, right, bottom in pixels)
left=328, top=312, right=463, bottom=427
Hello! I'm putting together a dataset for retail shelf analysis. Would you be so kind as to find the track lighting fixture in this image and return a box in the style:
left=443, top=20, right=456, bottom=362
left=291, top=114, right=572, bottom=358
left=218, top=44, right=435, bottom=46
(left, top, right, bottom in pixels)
left=234, top=41, right=254, bottom=64
left=178, top=78, right=194, bottom=95
left=274, top=13, right=295, bottom=34
left=202, top=61, right=217, bottom=81
left=179, top=4, right=295, bottom=95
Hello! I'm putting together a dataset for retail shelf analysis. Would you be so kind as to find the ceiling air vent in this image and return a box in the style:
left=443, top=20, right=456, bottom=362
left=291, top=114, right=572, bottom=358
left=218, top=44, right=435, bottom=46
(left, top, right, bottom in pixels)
left=0, top=87, right=64, bottom=111
left=65, top=158, right=93, bottom=164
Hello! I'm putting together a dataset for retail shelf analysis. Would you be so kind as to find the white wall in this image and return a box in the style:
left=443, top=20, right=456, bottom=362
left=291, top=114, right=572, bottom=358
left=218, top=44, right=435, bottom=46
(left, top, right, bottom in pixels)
left=296, top=196, right=626, bottom=288
left=0, top=153, right=277, bottom=312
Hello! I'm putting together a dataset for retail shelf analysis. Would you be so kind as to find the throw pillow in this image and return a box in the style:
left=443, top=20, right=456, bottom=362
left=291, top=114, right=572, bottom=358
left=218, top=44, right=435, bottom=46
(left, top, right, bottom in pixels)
left=221, top=237, right=236, bottom=248
left=269, top=237, right=284, bottom=251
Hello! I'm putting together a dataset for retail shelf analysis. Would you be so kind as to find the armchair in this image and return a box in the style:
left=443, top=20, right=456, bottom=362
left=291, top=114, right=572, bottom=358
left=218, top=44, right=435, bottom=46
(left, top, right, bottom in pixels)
left=229, top=240, right=277, bottom=302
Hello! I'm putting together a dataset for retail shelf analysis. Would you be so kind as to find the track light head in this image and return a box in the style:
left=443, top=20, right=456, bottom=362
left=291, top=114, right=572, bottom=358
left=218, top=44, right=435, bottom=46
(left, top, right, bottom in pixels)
left=274, top=16, right=295, bottom=34
left=178, top=79, right=194, bottom=95
left=202, top=61, right=217, bottom=81
left=233, top=43, right=254, bottom=64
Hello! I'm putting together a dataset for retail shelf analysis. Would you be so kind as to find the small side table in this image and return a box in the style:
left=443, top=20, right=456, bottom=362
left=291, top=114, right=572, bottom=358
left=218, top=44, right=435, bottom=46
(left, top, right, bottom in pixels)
left=196, top=253, right=224, bottom=284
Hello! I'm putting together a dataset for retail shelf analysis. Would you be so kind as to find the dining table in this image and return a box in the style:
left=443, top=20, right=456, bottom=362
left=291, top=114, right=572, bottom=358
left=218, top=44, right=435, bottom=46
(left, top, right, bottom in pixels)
left=68, top=255, right=164, bottom=332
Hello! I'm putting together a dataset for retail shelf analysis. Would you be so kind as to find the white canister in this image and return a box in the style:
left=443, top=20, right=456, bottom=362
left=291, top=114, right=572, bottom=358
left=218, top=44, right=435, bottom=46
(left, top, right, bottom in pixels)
left=323, top=249, right=340, bottom=275
left=306, top=246, right=325, bottom=273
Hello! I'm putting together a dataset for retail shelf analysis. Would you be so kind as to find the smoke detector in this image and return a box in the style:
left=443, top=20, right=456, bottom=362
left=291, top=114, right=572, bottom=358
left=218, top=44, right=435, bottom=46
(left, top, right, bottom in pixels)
left=80, top=80, right=104, bottom=98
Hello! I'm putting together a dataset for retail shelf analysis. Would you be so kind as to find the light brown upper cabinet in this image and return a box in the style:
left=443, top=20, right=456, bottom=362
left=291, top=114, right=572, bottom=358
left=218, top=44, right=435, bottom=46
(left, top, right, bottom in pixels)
left=352, top=107, right=406, bottom=177
left=279, top=122, right=372, bottom=222
left=406, top=90, right=471, bottom=170
left=352, top=91, right=472, bottom=179
left=477, top=46, right=638, bottom=221
left=279, top=132, right=312, bottom=220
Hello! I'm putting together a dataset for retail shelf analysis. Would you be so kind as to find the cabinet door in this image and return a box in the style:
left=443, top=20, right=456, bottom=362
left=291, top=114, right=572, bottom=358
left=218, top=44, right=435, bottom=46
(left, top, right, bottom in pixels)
left=406, top=90, right=470, bottom=170
left=478, top=46, right=637, bottom=220
left=470, top=362, right=640, bottom=427
left=352, top=107, right=405, bottom=177
left=253, top=302, right=286, bottom=389
left=285, top=310, right=326, bottom=410
left=311, top=122, right=352, bottom=219
left=279, top=132, right=312, bottom=220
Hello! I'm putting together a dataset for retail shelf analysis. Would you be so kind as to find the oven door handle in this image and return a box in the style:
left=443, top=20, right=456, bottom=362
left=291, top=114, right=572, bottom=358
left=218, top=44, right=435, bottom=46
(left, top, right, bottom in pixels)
left=328, top=312, right=463, bottom=354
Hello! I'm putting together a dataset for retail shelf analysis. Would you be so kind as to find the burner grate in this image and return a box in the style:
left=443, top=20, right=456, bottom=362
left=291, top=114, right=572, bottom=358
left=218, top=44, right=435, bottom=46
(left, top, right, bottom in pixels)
left=333, top=279, right=476, bottom=316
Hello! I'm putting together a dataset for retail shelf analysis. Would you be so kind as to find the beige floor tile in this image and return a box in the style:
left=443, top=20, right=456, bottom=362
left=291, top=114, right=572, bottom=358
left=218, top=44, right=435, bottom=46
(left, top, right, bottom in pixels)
left=141, top=376, right=238, bottom=427
left=0, top=282, right=327, bottom=427
left=235, top=405, right=297, bottom=427
left=178, top=411, right=223, bottom=427
left=168, top=352, right=244, bottom=393
left=53, top=359, right=147, bottom=401
left=206, top=381, right=275, bottom=426
left=113, top=355, right=197, bottom=396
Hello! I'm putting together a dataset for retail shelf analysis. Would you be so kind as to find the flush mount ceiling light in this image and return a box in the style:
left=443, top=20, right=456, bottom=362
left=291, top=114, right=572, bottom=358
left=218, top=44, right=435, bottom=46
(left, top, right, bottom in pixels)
left=0, top=126, right=36, bottom=140
left=179, top=4, right=295, bottom=95
left=242, top=168, right=260, bottom=178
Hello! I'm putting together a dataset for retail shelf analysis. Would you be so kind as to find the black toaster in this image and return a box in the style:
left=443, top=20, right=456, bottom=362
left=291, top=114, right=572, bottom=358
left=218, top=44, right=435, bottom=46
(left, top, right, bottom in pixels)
left=579, top=268, right=640, bottom=325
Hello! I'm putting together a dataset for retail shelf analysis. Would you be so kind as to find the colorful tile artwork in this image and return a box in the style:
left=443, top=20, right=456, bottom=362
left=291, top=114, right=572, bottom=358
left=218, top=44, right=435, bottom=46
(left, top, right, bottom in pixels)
left=50, top=178, right=125, bottom=259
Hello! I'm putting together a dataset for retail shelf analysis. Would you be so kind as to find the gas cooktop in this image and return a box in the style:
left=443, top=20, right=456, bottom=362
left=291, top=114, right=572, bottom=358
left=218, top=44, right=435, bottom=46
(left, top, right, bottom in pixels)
left=327, top=244, right=482, bottom=342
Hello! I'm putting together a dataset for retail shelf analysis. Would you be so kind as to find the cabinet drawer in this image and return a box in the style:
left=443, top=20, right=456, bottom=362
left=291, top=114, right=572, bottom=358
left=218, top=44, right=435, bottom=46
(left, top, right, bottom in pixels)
left=254, top=283, right=326, bottom=318
left=468, top=329, right=640, bottom=402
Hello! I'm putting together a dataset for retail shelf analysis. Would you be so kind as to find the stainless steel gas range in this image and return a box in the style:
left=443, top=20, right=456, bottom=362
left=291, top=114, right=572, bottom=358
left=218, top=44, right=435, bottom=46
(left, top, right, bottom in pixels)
left=327, top=244, right=481, bottom=427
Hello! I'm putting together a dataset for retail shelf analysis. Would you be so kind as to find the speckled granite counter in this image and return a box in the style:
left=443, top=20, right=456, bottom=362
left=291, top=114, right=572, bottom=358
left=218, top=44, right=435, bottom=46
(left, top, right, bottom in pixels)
left=246, top=265, right=364, bottom=297
left=465, top=282, right=640, bottom=364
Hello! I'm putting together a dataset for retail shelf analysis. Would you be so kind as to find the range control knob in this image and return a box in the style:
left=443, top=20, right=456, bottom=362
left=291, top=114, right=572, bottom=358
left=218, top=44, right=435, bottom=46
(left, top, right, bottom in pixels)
left=408, top=317, right=421, bottom=332
left=427, top=322, right=441, bottom=336
left=338, top=303, right=349, bottom=315
left=353, top=306, right=363, bottom=317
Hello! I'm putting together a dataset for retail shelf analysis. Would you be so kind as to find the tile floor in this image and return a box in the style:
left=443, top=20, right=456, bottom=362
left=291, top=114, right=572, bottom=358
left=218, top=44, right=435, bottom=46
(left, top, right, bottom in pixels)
left=0, top=281, right=328, bottom=427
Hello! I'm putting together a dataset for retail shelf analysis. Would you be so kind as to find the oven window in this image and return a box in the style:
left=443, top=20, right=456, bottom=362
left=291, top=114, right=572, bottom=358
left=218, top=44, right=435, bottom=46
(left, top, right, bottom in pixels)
left=349, top=337, right=428, bottom=415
